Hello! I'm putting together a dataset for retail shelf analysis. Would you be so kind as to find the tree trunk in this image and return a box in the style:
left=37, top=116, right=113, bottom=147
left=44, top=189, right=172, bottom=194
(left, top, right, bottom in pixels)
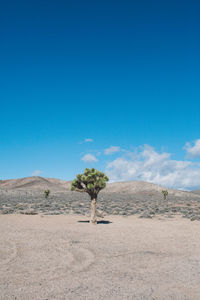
left=90, top=198, right=97, bottom=224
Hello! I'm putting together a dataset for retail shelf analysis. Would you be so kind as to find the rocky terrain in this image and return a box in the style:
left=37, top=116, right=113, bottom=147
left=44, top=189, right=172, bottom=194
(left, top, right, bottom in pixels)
left=1, top=176, right=200, bottom=220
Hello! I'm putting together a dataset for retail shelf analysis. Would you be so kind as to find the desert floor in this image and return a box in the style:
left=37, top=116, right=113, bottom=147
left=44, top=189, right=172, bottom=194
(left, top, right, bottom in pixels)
left=0, top=215, right=200, bottom=300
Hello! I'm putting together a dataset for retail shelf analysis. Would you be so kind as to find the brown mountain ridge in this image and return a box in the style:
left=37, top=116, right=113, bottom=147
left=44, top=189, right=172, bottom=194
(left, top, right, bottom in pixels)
left=0, top=176, right=200, bottom=198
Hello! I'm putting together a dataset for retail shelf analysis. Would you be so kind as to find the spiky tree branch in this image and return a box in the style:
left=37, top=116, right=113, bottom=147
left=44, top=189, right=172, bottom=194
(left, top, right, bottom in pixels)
left=71, top=168, right=109, bottom=198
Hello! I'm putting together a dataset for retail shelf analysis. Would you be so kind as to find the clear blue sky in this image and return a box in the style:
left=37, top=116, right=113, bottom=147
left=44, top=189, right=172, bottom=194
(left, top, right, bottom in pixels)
left=0, top=0, right=200, bottom=189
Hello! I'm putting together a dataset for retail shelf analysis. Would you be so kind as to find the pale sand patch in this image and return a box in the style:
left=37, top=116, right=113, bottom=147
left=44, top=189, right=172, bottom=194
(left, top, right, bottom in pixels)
left=0, top=215, right=200, bottom=300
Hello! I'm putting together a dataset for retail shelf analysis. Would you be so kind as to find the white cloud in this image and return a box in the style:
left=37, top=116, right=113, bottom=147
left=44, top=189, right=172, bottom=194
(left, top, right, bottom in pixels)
left=82, top=154, right=98, bottom=163
left=104, top=146, right=121, bottom=155
left=78, top=138, right=93, bottom=144
left=84, top=138, right=93, bottom=143
left=32, top=170, right=42, bottom=176
left=184, top=139, right=200, bottom=158
left=105, top=145, right=200, bottom=190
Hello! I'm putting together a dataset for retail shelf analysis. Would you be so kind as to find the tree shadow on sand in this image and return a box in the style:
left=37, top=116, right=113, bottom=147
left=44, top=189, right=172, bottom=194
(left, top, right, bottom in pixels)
left=78, top=220, right=112, bottom=224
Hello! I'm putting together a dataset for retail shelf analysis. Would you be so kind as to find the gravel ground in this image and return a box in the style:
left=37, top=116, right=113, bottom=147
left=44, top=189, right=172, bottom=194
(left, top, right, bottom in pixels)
left=1, top=188, right=200, bottom=221
left=0, top=215, right=200, bottom=300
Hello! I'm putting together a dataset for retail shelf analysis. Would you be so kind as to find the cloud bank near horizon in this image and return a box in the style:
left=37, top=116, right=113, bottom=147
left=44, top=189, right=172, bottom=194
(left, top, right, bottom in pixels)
left=105, top=144, right=200, bottom=190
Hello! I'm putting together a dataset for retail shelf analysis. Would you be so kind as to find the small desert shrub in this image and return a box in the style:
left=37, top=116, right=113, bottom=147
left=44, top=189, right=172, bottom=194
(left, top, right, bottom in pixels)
left=162, top=190, right=168, bottom=200
left=22, top=209, right=37, bottom=215
left=44, top=189, right=50, bottom=199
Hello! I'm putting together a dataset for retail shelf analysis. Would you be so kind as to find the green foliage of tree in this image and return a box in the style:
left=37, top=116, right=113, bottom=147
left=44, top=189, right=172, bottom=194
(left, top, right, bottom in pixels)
left=44, top=189, right=50, bottom=199
left=71, top=168, right=109, bottom=224
left=71, top=168, right=109, bottom=198
left=162, top=190, right=168, bottom=200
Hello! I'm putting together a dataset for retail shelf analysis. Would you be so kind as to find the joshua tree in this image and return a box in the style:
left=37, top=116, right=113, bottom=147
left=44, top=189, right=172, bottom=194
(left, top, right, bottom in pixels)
left=162, top=190, right=168, bottom=200
left=71, top=168, right=109, bottom=224
left=44, top=189, right=50, bottom=199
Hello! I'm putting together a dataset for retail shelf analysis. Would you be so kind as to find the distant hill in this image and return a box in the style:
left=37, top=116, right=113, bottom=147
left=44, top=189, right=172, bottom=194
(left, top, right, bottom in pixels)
left=0, top=176, right=71, bottom=191
left=0, top=176, right=199, bottom=199
left=190, top=190, right=200, bottom=195
left=104, top=181, right=199, bottom=198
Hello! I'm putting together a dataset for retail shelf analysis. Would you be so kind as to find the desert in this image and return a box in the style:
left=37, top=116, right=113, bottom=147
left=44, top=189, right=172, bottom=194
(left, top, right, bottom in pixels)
left=1, top=176, right=200, bottom=221
left=2, top=0, right=200, bottom=299
left=1, top=215, right=200, bottom=300
left=1, top=177, right=200, bottom=299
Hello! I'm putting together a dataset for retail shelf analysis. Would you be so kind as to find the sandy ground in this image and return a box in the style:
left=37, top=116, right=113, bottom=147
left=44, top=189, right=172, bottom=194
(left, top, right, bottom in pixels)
left=0, top=215, right=200, bottom=300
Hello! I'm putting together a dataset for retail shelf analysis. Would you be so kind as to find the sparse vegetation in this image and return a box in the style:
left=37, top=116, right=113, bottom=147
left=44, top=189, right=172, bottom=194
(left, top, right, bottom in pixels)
left=1, top=179, right=200, bottom=221
left=71, top=168, right=109, bottom=224
left=44, top=189, right=50, bottom=199
left=162, top=190, right=168, bottom=200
